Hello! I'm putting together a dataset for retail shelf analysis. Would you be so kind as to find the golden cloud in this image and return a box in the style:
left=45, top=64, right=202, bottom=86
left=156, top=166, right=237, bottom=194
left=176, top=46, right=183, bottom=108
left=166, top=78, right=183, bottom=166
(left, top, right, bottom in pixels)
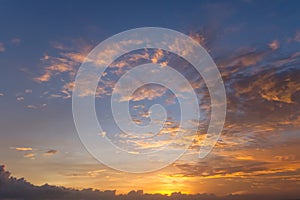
left=14, top=147, right=33, bottom=151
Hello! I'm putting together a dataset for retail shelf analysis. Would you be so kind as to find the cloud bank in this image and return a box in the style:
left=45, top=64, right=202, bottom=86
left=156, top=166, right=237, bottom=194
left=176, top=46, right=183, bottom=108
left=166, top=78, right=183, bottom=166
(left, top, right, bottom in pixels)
left=0, top=165, right=298, bottom=200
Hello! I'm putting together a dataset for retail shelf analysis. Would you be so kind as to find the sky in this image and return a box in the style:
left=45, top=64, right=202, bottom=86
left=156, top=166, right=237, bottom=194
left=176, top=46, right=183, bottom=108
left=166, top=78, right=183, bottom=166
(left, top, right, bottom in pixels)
left=1, top=0, right=300, bottom=199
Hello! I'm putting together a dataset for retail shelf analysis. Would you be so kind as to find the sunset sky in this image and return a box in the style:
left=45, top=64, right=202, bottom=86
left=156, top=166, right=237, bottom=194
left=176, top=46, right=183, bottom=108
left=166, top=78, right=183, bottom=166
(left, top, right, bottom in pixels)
left=1, top=0, right=300, bottom=199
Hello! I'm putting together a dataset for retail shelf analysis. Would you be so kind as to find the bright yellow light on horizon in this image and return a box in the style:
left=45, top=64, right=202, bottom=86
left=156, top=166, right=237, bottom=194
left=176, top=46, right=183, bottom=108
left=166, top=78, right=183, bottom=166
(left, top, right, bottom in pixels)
left=146, top=173, right=194, bottom=196
left=155, top=190, right=173, bottom=196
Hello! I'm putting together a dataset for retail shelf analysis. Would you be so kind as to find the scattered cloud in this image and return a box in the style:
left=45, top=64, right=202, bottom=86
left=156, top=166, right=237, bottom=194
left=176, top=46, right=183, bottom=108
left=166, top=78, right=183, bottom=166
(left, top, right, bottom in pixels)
left=25, top=33, right=300, bottom=196
left=33, top=41, right=175, bottom=101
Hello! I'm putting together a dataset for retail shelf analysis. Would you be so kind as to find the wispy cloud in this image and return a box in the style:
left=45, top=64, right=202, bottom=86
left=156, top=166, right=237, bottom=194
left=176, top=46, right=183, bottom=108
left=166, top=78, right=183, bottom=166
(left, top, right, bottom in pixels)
left=118, top=84, right=168, bottom=102
left=26, top=104, right=47, bottom=109
left=23, top=153, right=35, bottom=159
left=34, top=40, right=93, bottom=84
left=13, top=147, right=33, bottom=151
left=27, top=105, right=37, bottom=109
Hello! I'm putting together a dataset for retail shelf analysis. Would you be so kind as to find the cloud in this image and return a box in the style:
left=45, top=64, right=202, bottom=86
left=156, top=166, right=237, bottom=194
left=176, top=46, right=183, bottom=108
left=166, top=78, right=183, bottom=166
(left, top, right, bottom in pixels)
left=0, top=165, right=297, bottom=200
left=268, top=40, right=280, bottom=50
left=171, top=39, right=300, bottom=195
left=34, top=56, right=77, bottom=83
left=27, top=33, right=300, bottom=192
left=172, top=137, right=300, bottom=199
left=33, top=41, right=174, bottom=101
left=0, top=42, right=5, bottom=52
left=16, top=96, right=24, bottom=101
left=23, top=153, right=35, bottom=159
left=0, top=93, right=4, bottom=97
left=34, top=71, right=52, bottom=82
left=31, top=35, right=218, bottom=104
left=26, top=104, right=47, bottom=109
left=34, top=40, right=93, bottom=84
left=14, top=147, right=33, bottom=151
left=25, top=89, right=32, bottom=93
left=37, top=34, right=300, bottom=163
left=27, top=105, right=37, bottom=109
left=189, top=32, right=206, bottom=46
left=119, top=84, right=168, bottom=102
left=44, top=149, right=58, bottom=156
left=203, top=42, right=300, bottom=143
left=218, top=49, right=267, bottom=69
left=151, top=49, right=164, bottom=64
left=11, top=147, right=35, bottom=159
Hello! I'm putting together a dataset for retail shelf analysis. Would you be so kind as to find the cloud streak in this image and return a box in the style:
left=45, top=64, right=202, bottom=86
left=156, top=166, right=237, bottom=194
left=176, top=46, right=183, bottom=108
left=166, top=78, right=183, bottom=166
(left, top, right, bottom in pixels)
left=14, top=147, right=33, bottom=151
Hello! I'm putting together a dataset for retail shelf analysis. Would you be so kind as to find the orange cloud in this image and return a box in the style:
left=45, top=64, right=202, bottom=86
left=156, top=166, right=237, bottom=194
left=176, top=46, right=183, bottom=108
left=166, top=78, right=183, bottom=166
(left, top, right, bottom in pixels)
left=259, top=80, right=300, bottom=104
left=151, top=49, right=164, bottom=64
left=34, top=71, right=52, bottom=82
left=14, top=147, right=33, bottom=151
left=34, top=42, right=91, bottom=83
left=124, top=85, right=167, bottom=102
left=24, top=153, right=35, bottom=159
